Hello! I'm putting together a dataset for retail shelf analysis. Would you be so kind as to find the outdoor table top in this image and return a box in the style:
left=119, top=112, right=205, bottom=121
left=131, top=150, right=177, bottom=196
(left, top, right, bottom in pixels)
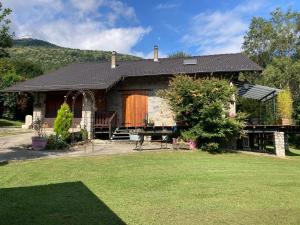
left=135, top=130, right=173, bottom=135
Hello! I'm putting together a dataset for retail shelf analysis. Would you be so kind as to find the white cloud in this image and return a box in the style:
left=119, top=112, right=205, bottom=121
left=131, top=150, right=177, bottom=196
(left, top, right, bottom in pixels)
left=156, top=3, right=180, bottom=10
left=70, top=0, right=104, bottom=14
left=3, top=0, right=149, bottom=54
left=134, top=49, right=168, bottom=59
left=182, top=1, right=265, bottom=55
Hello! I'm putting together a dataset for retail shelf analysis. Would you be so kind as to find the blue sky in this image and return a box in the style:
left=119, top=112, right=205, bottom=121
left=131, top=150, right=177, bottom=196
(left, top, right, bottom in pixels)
left=3, top=0, right=300, bottom=58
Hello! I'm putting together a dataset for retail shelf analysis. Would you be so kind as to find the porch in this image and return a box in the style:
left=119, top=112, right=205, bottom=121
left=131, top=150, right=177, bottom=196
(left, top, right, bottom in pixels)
left=35, top=82, right=175, bottom=139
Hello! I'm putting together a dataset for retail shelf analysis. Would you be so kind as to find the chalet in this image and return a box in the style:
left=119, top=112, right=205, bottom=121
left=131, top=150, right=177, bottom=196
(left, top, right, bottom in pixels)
left=5, top=46, right=262, bottom=139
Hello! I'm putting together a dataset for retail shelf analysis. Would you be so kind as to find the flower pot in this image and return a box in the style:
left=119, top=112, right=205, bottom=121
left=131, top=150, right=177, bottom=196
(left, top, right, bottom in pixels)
left=277, top=118, right=292, bottom=126
left=188, top=140, right=197, bottom=150
left=32, top=136, right=48, bottom=150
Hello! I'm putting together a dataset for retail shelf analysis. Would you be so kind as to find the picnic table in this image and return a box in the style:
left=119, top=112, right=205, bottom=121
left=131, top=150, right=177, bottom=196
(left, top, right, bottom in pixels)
left=130, top=129, right=174, bottom=151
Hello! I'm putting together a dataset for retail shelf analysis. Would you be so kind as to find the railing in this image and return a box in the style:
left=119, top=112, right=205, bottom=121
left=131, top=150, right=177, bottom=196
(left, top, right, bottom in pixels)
left=108, top=112, right=117, bottom=138
left=94, top=111, right=117, bottom=138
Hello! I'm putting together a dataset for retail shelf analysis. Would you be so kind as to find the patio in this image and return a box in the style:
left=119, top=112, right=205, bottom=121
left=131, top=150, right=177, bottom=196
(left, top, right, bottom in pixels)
left=0, top=130, right=172, bottom=162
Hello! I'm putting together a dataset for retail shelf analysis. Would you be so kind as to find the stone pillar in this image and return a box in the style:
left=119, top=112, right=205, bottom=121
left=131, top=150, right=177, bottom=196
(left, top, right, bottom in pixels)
left=22, top=115, right=33, bottom=129
left=274, top=132, right=286, bottom=157
left=81, top=94, right=94, bottom=139
left=229, top=82, right=236, bottom=117
left=32, top=92, right=46, bottom=123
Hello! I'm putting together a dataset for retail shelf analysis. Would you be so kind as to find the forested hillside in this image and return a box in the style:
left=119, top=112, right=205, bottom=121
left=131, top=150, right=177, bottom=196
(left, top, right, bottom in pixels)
left=9, top=38, right=141, bottom=72
left=13, top=38, right=60, bottom=48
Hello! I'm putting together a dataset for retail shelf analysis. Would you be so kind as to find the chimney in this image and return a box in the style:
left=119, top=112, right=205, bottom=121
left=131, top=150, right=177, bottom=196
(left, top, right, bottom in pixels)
left=154, top=45, right=159, bottom=62
left=111, top=51, right=116, bottom=69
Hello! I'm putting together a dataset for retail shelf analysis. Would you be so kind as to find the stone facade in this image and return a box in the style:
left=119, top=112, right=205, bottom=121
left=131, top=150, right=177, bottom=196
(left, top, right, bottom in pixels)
left=32, top=92, right=46, bottom=123
left=107, top=76, right=175, bottom=126
left=274, top=132, right=286, bottom=157
left=148, top=92, right=174, bottom=126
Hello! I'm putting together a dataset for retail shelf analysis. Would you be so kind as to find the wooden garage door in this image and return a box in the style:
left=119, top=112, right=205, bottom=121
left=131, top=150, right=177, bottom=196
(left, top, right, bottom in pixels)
left=123, top=91, right=148, bottom=127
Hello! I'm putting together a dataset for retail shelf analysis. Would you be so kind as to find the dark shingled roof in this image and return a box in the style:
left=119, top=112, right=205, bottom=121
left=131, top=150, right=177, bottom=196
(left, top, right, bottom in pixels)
left=4, top=53, right=262, bottom=92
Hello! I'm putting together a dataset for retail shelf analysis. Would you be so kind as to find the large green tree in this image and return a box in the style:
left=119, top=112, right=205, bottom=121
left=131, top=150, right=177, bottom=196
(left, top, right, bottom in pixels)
left=241, top=8, right=300, bottom=123
left=0, top=2, right=13, bottom=58
left=168, top=51, right=192, bottom=58
left=0, top=60, right=22, bottom=119
left=261, top=57, right=300, bottom=94
left=243, top=8, right=300, bottom=67
left=12, top=60, right=44, bottom=79
left=159, top=75, right=246, bottom=152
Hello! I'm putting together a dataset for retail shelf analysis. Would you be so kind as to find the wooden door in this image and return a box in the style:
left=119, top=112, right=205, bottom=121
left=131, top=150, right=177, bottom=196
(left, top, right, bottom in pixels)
left=123, top=91, right=148, bottom=127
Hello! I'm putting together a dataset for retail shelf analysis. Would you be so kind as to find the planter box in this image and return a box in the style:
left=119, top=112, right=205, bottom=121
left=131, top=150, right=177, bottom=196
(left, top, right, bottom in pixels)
left=32, top=136, right=48, bottom=150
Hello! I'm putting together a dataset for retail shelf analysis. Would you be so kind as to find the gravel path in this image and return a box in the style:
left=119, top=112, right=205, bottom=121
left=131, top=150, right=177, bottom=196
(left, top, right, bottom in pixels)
left=0, top=129, right=34, bottom=149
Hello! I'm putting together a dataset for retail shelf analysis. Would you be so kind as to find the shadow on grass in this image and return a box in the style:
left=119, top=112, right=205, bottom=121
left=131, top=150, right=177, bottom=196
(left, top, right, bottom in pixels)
left=205, top=149, right=240, bottom=155
left=0, top=161, right=8, bottom=166
left=0, top=119, right=22, bottom=127
left=0, top=181, right=126, bottom=225
left=286, top=149, right=300, bottom=157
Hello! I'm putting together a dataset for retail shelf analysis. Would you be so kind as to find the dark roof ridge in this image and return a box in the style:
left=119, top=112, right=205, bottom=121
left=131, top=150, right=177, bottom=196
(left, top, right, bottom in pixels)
left=71, top=52, right=246, bottom=66
left=121, top=52, right=245, bottom=62
left=3, top=52, right=261, bottom=92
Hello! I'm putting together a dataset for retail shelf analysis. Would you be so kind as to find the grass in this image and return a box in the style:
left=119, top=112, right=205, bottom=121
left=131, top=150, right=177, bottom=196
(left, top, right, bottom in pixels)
left=0, top=119, right=23, bottom=127
left=1, top=150, right=300, bottom=225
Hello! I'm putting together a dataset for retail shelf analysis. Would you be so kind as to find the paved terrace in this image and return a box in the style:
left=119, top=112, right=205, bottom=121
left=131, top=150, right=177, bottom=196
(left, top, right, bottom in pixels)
left=0, top=129, right=173, bottom=162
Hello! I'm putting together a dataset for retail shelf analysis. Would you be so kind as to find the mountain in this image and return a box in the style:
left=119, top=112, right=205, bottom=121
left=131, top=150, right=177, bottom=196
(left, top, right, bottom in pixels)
left=9, top=38, right=141, bottom=72
left=13, top=38, right=61, bottom=48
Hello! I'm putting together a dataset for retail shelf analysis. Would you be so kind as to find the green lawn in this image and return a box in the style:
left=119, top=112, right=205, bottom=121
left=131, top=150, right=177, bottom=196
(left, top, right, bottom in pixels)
left=0, top=119, right=23, bottom=127
left=1, top=150, right=300, bottom=225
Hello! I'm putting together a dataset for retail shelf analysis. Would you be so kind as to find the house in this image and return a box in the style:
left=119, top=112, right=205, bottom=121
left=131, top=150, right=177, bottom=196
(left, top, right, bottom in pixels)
left=5, top=46, right=262, bottom=139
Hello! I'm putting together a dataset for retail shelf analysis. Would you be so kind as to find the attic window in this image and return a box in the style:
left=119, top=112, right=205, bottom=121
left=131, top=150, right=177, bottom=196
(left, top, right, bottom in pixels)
left=183, top=58, right=197, bottom=65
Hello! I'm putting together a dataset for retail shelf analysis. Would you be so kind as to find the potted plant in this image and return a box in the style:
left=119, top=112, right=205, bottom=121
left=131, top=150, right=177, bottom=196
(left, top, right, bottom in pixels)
left=147, top=118, right=155, bottom=127
left=181, top=130, right=198, bottom=150
left=32, top=118, right=48, bottom=150
left=277, top=89, right=293, bottom=125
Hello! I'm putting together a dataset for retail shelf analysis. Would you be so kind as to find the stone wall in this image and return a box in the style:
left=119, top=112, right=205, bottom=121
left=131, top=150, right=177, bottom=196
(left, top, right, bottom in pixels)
left=107, top=76, right=175, bottom=126
left=148, top=92, right=174, bottom=126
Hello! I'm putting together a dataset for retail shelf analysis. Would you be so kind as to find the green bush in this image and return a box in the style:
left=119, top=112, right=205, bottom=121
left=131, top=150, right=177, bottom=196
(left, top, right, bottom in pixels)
left=181, top=129, right=198, bottom=142
left=54, top=103, right=73, bottom=141
left=46, top=134, right=68, bottom=150
left=202, top=143, right=220, bottom=153
left=159, top=75, right=246, bottom=152
left=80, top=128, right=89, bottom=141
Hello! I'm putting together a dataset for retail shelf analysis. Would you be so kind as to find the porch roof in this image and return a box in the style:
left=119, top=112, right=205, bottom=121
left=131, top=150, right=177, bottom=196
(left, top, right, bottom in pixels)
left=235, top=81, right=281, bottom=102
left=4, top=53, right=262, bottom=92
